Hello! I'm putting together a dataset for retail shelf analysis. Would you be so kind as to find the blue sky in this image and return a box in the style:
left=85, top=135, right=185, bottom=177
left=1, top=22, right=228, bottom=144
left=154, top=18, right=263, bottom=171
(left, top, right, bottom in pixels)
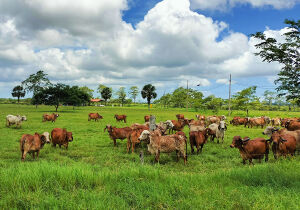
left=0, top=0, right=299, bottom=100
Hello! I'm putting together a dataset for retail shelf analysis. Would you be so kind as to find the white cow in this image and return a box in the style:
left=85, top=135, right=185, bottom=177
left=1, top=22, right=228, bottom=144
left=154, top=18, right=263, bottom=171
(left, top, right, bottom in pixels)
left=6, top=115, right=27, bottom=128
left=208, top=121, right=227, bottom=143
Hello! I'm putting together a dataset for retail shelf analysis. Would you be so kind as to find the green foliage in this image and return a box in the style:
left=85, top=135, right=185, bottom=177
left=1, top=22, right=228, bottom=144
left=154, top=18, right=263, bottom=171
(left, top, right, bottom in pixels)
left=97, top=84, right=108, bottom=96
left=232, top=86, right=257, bottom=111
left=79, top=86, right=94, bottom=99
left=129, top=86, right=139, bottom=103
left=141, top=84, right=157, bottom=109
left=101, top=87, right=112, bottom=105
left=21, top=70, right=51, bottom=94
left=32, top=84, right=90, bottom=111
left=116, top=87, right=127, bottom=106
left=252, top=19, right=300, bottom=105
left=11, top=85, right=25, bottom=103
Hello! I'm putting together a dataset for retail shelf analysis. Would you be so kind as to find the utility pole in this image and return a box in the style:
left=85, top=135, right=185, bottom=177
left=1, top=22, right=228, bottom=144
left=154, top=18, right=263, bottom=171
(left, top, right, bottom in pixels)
left=228, top=74, right=232, bottom=116
left=186, top=80, right=188, bottom=111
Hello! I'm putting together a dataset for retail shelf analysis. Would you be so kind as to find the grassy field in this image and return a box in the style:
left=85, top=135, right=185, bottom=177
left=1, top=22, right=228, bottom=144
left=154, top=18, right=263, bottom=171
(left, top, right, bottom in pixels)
left=0, top=104, right=299, bottom=209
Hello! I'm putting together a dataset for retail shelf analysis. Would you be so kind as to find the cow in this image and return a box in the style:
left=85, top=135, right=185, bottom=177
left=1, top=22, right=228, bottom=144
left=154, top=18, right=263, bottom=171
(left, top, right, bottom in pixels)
left=189, top=125, right=206, bottom=132
left=156, top=120, right=174, bottom=135
left=195, top=115, right=205, bottom=121
left=208, top=121, right=227, bottom=143
left=115, top=114, right=127, bottom=123
left=144, top=115, right=150, bottom=122
left=6, top=115, right=27, bottom=128
left=271, top=118, right=281, bottom=127
left=189, top=119, right=206, bottom=127
left=262, top=126, right=300, bottom=152
left=51, top=128, right=73, bottom=149
left=230, top=136, right=269, bottom=165
left=206, top=116, right=220, bottom=126
left=285, top=120, right=300, bottom=131
left=138, top=130, right=187, bottom=164
left=248, top=117, right=267, bottom=128
left=127, top=128, right=144, bottom=153
left=42, top=113, right=59, bottom=122
left=170, top=119, right=189, bottom=133
left=230, top=116, right=247, bottom=126
left=189, top=128, right=211, bottom=154
left=104, top=125, right=132, bottom=146
left=176, top=114, right=185, bottom=120
left=88, top=113, right=103, bottom=121
left=269, top=132, right=296, bottom=158
left=20, top=132, right=50, bottom=161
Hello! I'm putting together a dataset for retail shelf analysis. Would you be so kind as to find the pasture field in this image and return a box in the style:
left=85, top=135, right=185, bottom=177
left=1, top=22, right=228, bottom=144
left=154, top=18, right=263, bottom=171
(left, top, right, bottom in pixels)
left=0, top=104, right=299, bottom=209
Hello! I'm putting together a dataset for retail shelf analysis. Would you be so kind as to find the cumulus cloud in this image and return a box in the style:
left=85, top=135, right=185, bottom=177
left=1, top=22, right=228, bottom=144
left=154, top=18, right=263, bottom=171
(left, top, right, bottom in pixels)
left=190, top=0, right=300, bottom=10
left=0, top=0, right=287, bottom=97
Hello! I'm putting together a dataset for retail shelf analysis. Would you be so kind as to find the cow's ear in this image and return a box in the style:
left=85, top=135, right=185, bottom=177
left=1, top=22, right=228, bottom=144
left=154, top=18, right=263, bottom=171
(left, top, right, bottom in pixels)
left=242, top=137, right=250, bottom=142
left=280, top=137, right=287, bottom=142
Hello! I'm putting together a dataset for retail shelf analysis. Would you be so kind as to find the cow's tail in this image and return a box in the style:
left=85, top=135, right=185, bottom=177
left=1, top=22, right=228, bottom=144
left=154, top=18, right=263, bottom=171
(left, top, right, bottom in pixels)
left=265, top=140, right=270, bottom=162
left=20, top=136, right=26, bottom=151
left=185, top=136, right=188, bottom=162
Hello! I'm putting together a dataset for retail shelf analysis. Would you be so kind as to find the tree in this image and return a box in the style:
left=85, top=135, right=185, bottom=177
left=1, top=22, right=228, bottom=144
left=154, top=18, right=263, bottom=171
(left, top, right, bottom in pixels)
left=232, top=86, right=257, bottom=113
left=97, top=84, right=107, bottom=96
left=141, top=84, right=157, bottom=110
left=79, top=86, right=94, bottom=105
left=116, top=87, right=126, bottom=106
left=22, top=70, right=51, bottom=94
left=129, top=86, right=139, bottom=103
left=252, top=19, right=300, bottom=105
left=11, top=85, right=25, bottom=104
left=101, top=87, right=112, bottom=105
left=263, top=90, right=275, bottom=108
left=33, top=84, right=90, bottom=111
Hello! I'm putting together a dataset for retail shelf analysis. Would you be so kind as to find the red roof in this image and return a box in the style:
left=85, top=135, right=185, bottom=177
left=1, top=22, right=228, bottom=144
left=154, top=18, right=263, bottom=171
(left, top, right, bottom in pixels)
left=90, top=98, right=103, bottom=102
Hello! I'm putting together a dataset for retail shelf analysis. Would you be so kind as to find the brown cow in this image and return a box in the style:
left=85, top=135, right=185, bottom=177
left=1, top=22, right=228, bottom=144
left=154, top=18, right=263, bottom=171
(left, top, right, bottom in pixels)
left=170, top=119, right=189, bottom=133
left=144, top=115, right=150, bottom=122
left=196, top=115, right=205, bottom=121
left=206, top=116, right=220, bottom=125
left=88, top=113, right=103, bottom=121
left=248, top=117, right=266, bottom=128
left=115, top=114, right=127, bottom=123
left=270, top=133, right=296, bottom=158
left=127, top=128, right=148, bottom=153
left=20, top=132, right=50, bottom=161
left=271, top=118, right=281, bottom=126
left=51, top=128, right=73, bottom=149
left=176, top=114, right=185, bottom=120
left=42, top=113, right=59, bottom=122
left=104, top=125, right=132, bottom=146
left=189, top=128, right=211, bottom=154
left=138, top=130, right=187, bottom=164
left=230, top=136, right=269, bottom=165
left=285, top=120, right=300, bottom=131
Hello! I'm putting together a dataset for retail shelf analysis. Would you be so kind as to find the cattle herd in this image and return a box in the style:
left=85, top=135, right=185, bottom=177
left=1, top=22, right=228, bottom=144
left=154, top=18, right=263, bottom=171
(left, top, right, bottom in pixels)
left=5, top=112, right=300, bottom=164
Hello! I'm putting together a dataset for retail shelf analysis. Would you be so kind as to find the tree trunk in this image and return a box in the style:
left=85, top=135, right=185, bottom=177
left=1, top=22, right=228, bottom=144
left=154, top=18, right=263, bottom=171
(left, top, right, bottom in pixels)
left=148, top=99, right=150, bottom=111
left=105, top=100, right=107, bottom=106
left=55, top=105, right=58, bottom=112
left=17, top=96, right=20, bottom=104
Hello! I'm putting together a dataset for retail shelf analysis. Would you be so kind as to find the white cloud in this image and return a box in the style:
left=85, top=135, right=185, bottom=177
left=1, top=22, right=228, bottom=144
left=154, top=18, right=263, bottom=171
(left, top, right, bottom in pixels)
left=0, top=0, right=288, bottom=97
left=190, top=0, right=300, bottom=10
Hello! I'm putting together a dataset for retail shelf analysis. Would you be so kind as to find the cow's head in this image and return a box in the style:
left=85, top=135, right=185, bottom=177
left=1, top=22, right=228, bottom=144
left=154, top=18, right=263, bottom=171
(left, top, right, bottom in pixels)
left=230, top=136, right=249, bottom=148
left=55, top=113, right=59, bottom=118
left=98, top=115, right=103, bottom=119
left=104, top=125, right=112, bottom=132
left=138, top=130, right=150, bottom=142
left=203, top=128, right=213, bottom=140
left=42, top=132, right=51, bottom=144
left=66, top=132, right=73, bottom=142
left=284, top=120, right=290, bottom=128
left=218, top=121, right=226, bottom=131
left=262, top=126, right=279, bottom=136
left=21, top=116, right=27, bottom=121
left=164, top=120, right=174, bottom=129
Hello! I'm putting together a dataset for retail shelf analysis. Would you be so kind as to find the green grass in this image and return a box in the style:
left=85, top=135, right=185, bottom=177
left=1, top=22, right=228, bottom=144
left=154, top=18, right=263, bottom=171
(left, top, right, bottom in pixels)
left=0, top=104, right=299, bottom=209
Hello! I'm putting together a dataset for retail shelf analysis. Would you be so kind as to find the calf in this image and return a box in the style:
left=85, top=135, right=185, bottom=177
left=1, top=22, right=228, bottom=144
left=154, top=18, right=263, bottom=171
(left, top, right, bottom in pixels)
left=88, top=113, right=103, bottom=121
left=144, top=115, right=150, bottom=122
left=270, top=133, right=296, bottom=158
left=138, top=130, right=187, bottom=164
left=127, top=128, right=144, bottom=153
left=6, top=115, right=27, bottom=128
left=20, top=132, right=50, bottom=161
left=51, top=128, right=73, bottom=149
left=115, top=114, right=127, bottom=123
left=285, top=120, right=300, bottom=131
left=230, top=136, right=269, bottom=165
left=170, top=119, right=189, bottom=133
left=104, top=125, right=132, bottom=146
left=155, top=120, right=174, bottom=135
left=189, top=128, right=210, bottom=154
left=208, top=121, right=227, bottom=143
left=42, top=113, right=59, bottom=122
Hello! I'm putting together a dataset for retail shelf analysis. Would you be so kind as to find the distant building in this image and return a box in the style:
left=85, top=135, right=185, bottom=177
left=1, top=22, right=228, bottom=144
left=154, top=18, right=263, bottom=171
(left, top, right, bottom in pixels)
left=90, top=98, right=103, bottom=103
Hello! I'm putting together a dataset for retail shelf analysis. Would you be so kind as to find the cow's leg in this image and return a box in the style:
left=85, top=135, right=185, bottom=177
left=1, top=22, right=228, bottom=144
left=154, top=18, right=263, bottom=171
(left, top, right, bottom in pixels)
left=21, top=150, right=24, bottom=161
left=52, top=143, right=56, bottom=147
left=217, top=137, right=219, bottom=144
left=242, top=159, right=246, bottom=164
left=126, top=140, right=130, bottom=153
left=249, top=159, right=254, bottom=165
left=155, top=150, right=160, bottom=163
left=113, top=139, right=117, bottom=147
left=59, top=144, right=61, bottom=148
left=36, top=150, right=40, bottom=159
left=132, top=143, right=135, bottom=153
left=176, top=150, right=180, bottom=161
left=32, top=152, right=35, bottom=159
left=190, top=144, right=194, bottom=154
left=196, top=142, right=200, bottom=154
left=200, top=144, right=204, bottom=153
left=22, top=151, right=28, bottom=161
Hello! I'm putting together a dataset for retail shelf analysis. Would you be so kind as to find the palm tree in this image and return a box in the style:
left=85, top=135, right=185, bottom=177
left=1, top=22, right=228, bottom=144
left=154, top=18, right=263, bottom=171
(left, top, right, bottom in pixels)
left=141, top=84, right=157, bottom=110
left=11, top=85, right=26, bottom=104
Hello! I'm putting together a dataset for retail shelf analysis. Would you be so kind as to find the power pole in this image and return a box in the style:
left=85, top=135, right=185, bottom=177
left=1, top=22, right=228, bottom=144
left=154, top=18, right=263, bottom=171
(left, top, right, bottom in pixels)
left=228, top=74, right=232, bottom=116
left=186, top=80, right=188, bottom=111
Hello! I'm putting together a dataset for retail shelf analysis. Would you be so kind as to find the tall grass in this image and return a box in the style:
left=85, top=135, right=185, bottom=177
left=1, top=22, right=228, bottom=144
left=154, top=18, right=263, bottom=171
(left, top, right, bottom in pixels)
left=0, top=104, right=299, bottom=209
